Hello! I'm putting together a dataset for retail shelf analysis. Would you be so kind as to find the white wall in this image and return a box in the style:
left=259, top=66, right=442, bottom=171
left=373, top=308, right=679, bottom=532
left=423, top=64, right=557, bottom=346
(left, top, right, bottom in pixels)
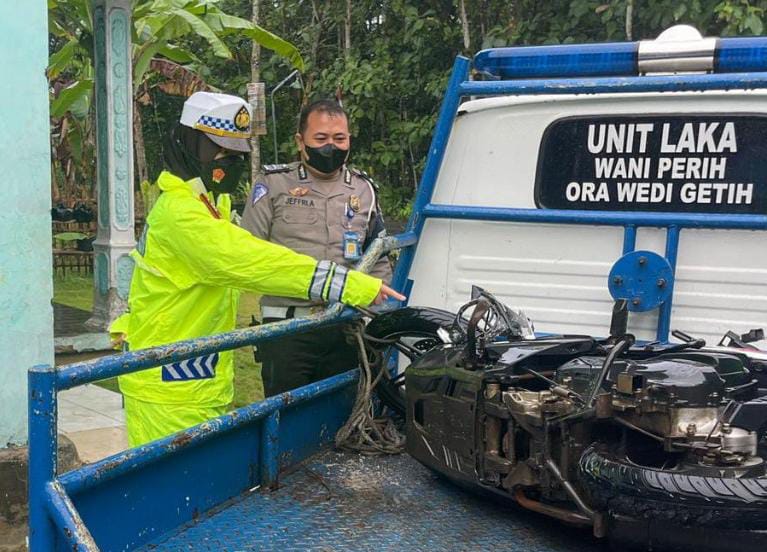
left=0, top=1, right=54, bottom=446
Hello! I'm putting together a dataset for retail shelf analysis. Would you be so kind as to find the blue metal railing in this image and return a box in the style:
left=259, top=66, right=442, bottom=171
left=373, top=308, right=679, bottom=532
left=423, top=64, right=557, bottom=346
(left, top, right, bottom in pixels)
left=29, top=233, right=414, bottom=551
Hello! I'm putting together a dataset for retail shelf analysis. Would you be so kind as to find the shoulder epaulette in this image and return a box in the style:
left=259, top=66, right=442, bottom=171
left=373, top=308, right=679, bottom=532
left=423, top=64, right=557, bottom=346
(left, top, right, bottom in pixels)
left=350, top=167, right=379, bottom=190
left=262, top=163, right=292, bottom=174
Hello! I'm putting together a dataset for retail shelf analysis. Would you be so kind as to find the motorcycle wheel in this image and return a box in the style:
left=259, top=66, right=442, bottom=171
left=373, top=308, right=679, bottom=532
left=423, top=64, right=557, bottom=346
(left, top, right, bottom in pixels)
left=579, top=445, right=767, bottom=530
left=365, top=307, right=461, bottom=417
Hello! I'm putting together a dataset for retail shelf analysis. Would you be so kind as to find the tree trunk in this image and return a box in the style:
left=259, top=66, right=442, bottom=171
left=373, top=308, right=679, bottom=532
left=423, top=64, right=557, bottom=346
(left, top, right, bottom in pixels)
left=459, top=0, right=470, bottom=52
left=304, top=1, right=325, bottom=99
left=133, top=99, right=149, bottom=216
left=250, top=0, right=262, bottom=180
left=626, top=0, right=634, bottom=40
left=345, top=0, right=352, bottom=57
left=479, top=0, right=486, bottom=45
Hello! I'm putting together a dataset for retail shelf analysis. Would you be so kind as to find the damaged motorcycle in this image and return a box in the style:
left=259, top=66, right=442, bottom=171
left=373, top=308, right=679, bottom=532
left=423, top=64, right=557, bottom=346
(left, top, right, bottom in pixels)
left=365, top=288, right=767, bottom=551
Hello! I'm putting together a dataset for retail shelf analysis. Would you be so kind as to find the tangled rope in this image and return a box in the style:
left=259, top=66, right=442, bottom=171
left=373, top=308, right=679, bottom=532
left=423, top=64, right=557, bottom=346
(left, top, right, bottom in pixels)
left=334, top=322, right=406, bottom=455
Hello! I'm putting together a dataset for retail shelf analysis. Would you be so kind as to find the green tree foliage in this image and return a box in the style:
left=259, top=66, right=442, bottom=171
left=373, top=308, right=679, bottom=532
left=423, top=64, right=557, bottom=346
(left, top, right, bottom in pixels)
left=47, top=0, right=302, bottom=205
left=51, top=0, right=767, bottom=218
left=186, top=0, right=767, bottom=219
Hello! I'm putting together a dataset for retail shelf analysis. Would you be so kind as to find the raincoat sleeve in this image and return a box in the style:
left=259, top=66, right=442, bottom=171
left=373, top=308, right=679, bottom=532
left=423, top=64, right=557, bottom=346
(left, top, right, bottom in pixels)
left=154, top=200, right=382, bottom=307
left=108, top=312, right=130, bottom=350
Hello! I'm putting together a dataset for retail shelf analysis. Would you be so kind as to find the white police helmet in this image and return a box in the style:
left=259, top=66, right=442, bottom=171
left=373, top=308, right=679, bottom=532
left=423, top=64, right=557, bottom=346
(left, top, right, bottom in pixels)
left=180, top=91, right=252, bottom=152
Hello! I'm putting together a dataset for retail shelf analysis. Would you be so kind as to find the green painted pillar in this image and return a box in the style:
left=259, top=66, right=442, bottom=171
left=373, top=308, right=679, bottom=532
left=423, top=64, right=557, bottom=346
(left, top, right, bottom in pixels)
left=88, top=0, right=136, bottom=330
left=0, top=1, right=53, bottom=446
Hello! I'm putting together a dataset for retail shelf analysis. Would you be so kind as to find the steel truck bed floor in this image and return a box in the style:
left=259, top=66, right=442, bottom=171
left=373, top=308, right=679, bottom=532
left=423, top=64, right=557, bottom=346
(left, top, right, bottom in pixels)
left=139, top=450, right=604, bottom=551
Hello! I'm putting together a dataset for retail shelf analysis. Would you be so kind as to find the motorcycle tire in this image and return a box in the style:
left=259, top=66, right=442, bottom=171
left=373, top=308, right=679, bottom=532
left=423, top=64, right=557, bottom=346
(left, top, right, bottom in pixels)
left=365, top=307, right=461, bottom=417
left=579, top=445, right=767, bottom=530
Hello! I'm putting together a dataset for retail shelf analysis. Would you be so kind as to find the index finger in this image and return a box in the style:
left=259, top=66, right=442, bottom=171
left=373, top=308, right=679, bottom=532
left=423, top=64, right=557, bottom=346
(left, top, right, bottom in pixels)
left=382, top=285, right=406, bottom=302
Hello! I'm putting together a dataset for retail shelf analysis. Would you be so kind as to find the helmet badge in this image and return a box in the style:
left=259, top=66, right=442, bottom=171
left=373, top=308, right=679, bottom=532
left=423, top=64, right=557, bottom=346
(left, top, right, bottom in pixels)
left=234, top=106, right=251, bottom=131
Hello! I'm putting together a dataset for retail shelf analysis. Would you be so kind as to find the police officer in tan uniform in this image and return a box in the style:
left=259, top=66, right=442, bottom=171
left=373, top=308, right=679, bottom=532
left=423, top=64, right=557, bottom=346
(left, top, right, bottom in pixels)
left=241, top=99, right=392, bottom=396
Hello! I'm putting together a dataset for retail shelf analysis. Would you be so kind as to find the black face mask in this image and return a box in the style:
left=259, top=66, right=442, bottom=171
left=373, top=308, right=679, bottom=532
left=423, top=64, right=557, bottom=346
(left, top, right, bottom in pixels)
left=165, top=125, right=247, bottom=194
left=202, top=155, right=247, bottom=195
left=304, top=143, right=348, bottom=174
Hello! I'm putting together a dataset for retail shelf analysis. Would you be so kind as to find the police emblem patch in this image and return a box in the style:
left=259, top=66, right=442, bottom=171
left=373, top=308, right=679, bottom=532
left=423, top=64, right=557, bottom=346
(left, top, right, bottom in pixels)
left=251, top=183, right=268, bottom=205
left=212, top=168, right=225, bottom=183
left=234, top=106, right=251, bottom=131
left=349, top=195, right=361, bottom=212
left=289, top=186, right=309, bottom=197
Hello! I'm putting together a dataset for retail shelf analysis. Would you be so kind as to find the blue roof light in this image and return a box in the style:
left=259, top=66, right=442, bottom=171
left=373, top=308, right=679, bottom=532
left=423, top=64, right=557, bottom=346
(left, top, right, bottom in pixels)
left=475, top=35, right=767, bottom=80
left=716, top=37, right=767, bottom=73
left=474, top=42, right=638, bottom=79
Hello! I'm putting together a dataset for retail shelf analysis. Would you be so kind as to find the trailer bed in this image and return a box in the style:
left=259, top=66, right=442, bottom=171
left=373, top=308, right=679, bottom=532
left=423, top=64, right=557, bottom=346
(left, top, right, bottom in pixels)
left=139, top=450, right=604, bottom=551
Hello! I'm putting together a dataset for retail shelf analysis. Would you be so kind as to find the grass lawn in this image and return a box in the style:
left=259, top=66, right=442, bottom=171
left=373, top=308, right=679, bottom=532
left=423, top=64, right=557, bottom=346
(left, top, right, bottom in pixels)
left=53, top=273, right=264, bottom=408
left=53, top=273, right=94, bottom=311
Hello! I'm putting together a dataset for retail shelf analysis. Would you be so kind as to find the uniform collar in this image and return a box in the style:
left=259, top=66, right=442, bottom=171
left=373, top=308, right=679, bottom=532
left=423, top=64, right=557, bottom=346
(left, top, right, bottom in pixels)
left=157, top=171, right=208, bottom=195
left=299, top=164, right=355, bottom=197
left=157, top=170, right=230, bottom=217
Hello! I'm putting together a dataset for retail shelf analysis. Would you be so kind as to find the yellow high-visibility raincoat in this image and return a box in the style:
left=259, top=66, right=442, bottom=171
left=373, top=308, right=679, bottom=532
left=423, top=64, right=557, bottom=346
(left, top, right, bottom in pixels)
left=111, top=171, right=381, bottom=446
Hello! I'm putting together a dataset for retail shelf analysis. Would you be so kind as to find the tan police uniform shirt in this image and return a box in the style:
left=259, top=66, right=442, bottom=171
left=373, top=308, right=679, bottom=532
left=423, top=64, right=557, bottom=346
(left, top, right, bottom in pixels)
left=241, top=162, right=392, bottom=310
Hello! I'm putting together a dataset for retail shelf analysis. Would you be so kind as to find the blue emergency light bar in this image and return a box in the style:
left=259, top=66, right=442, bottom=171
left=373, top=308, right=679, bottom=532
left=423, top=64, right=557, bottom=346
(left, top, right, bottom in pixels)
left=716, top=36, right=767, bottom=72
left=474, top=36, right=767, bottom=79
left=475, top=42, right=637, bottom=78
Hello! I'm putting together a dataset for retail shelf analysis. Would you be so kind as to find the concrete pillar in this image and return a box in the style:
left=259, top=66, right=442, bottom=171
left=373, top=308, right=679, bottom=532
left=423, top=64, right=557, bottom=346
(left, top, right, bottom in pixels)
left=87, top=0, right=136, bottom=331
left=0, top=1, right=53, bottom=446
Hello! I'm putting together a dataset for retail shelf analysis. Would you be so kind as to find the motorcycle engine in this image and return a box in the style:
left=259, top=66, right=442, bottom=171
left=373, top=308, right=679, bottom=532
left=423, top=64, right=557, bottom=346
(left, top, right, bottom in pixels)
left=557, top=351, right=764, bottom=468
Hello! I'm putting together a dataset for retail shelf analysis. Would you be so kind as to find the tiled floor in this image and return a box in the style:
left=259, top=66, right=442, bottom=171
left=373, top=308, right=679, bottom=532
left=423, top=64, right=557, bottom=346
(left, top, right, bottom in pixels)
left=53, top=303, right=112, bottom=353
left=54, top=303, right=93, bottom=338
left=59, top=383, right=128, bottom=463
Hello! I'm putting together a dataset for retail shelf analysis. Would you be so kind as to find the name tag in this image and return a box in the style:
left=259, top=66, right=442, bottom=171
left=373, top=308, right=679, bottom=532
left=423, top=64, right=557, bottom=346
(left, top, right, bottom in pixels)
left=343, top=231, right=362, bottom=261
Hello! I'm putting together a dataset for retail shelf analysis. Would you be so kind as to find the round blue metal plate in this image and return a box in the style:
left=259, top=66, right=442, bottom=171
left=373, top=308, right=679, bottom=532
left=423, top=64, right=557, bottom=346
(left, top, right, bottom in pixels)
left=608, top=250, right=673, bottom=312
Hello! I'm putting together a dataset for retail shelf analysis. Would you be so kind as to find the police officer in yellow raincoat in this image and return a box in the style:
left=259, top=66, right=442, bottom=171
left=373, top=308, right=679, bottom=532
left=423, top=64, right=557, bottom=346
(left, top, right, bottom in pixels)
left=111, top=92, right=404, bottom=447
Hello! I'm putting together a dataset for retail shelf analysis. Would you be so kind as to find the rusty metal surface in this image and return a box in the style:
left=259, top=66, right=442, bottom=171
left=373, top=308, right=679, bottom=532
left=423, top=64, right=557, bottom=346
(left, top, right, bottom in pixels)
left=45, top=481, right=99, bottom=551
left=140, top=450, right=605, bottom=551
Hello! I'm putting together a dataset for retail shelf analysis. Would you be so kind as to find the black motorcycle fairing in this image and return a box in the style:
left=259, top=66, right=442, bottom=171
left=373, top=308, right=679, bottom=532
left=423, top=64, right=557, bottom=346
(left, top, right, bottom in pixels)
left=483, top=337, right=598, bottom=377
left=655, top=351, right=755, bottom=392
left=605, top=357, right=727, bottom=407
left=405, top=348, right=484, bottom=483
left=366, top=307, right=465, bottom=417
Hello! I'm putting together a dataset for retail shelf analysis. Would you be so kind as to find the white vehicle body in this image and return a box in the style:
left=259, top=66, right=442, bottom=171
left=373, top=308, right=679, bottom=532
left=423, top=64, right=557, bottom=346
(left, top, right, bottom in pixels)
left=407, top=91, right=767, bottom=346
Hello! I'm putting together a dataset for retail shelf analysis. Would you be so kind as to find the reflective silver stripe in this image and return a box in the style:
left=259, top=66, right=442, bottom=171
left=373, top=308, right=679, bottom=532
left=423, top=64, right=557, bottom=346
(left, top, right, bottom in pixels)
left=262, top=306, right=316, bottom=319
left=261, top=306, right=290, bottom=319
left=327, top=265, right=349, bottom=303
left=321, top=264, right=336, bottom=301
left=309, top=260, right=333, bottom=301
left=192, top=358, right=206, bottom=377
left=179, top=363, right=195, bottom=379
left=164, top=365, right=181, bottom=380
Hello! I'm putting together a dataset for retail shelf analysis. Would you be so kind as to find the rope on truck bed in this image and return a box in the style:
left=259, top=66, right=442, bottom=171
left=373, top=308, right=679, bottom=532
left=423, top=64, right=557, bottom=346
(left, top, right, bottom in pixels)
left=334, top=322, right=405, bottom=455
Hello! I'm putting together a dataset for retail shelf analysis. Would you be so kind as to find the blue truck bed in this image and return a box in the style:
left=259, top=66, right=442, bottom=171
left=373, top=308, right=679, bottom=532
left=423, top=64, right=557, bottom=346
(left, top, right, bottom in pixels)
left=139, top=450, right=602, bottom=552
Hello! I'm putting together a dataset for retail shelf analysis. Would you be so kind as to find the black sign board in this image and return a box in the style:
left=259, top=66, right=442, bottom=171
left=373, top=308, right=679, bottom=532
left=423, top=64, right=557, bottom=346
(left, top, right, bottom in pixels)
left=535, top=115, right=767, bottom=214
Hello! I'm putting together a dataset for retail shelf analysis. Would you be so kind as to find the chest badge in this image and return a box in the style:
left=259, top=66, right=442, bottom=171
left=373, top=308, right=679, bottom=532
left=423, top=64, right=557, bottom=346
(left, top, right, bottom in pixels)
left=349, top=195, right=361, bottom=212
left=289, top=186, right=310, bottom=197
